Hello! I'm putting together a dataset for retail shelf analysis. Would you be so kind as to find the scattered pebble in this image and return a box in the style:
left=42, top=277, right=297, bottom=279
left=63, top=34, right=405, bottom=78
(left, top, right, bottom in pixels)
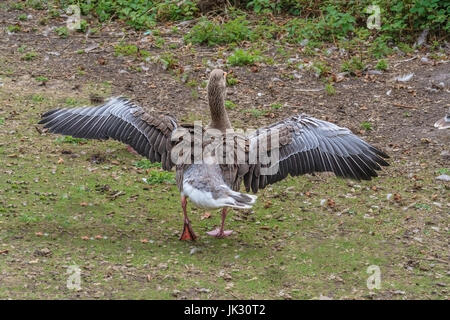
left=436, top=174, right=450, bottom=182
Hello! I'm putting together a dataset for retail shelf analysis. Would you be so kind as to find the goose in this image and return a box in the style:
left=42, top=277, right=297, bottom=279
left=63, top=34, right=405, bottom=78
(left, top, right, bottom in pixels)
left=39, top=69, right=389, bottom=240
left=434, top=108, right=450, bottom=129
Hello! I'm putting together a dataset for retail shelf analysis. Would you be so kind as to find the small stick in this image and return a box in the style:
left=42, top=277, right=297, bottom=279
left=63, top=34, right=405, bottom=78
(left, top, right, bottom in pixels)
left=393, top=103, right=416, bottom=109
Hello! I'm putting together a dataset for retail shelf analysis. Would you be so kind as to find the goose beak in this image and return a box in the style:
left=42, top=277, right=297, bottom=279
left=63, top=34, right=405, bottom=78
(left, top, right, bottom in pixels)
left=223, top=72, right=227, bottom=79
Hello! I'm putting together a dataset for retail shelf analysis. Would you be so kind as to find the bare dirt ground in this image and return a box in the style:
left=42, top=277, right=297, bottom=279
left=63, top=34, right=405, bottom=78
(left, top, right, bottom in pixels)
left=0, top=5, right=448, bottom=299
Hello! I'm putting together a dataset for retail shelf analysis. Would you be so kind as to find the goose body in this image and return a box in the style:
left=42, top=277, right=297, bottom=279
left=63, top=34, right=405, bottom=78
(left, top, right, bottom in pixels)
left=39, top=69, right=389, bottom=240
left=181, top=160, right=257, bottom=210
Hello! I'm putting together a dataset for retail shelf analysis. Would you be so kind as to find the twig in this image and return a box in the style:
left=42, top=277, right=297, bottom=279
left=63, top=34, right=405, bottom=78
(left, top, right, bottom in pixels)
left=393, top=55, right=418, bottom=68
left=393, top=103, right=416, bottom=109
left=296, top=88, right=323, bottom=92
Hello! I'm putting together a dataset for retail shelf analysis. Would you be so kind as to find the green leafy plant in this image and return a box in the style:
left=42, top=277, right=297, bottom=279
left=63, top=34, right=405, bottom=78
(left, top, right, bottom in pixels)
left=26, top=0, right=46, bottom=10
left=35, top=76, right=48, bottom=84
left=228, top=49, right=260, bottom=66
left=375, top=59, right=388, bottom=71
left=270, top=103, right=282, bottom=110
left=55, top=26, right=69, bottom=38
left=135, top=159, right=161, bottom=169
left=325, top=83, right=336, bottom=95
left=226, top=74, right=239, bottom=86
left=225, top=100, right=236, bottom=110
left=114, top=43, right=139, bottom=56
left=360, top=121, right=372, bottom=131
left=184, top=16, right=252, bottom=46
left=21, top=51, right=38, bottom=61
left=56, top=136, right=88, bottom=145
left=144, top=171, right=175, bottom=184
left=341, top=56, right=366, bottom=74
left=7, top=25, right=21, bottom=33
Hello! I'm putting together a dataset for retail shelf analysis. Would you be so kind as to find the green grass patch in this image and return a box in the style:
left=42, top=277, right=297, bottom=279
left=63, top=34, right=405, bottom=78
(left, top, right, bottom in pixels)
left=360, top=121, right=373, bottom=131
left=225, top=100, right=237, bottom=110
left=228, top=49, right=261, bottom=66
left=143, top=171, right=175, bottom=185
left=55, top=136, right=88, bottom=145
left=185, top=16, right=253, bottom=46
left=135, top=159, right=162, bottom=169
left=55, top=26, right=69, bottom=38
left=375, top=59, right=388, bottom=71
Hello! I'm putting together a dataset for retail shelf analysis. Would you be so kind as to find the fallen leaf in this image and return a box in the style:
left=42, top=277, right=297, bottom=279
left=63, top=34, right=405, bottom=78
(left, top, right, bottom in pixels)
left=264, top=201, right=272, bottom=209
left=200, top=212, right=211, bottom=220
left=327, top=198, right=336, bottom=208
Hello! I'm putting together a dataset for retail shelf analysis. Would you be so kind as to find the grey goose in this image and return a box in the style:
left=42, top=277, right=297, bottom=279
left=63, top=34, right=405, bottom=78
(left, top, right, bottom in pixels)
left=39, top=69, right=389, bottom=240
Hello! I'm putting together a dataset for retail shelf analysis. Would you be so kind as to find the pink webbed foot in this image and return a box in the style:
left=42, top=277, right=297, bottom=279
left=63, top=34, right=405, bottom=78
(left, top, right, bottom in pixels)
left=180, top=219, right=197, bottom=241
left=206, top=228, right=233, bottom=238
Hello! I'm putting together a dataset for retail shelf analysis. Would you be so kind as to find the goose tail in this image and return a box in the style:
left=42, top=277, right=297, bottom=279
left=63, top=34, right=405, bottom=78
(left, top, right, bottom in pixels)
left=225, top=190, right=257, bottom=209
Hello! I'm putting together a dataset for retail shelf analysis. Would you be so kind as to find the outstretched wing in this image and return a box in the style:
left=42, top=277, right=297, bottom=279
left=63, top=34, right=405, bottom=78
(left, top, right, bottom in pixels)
left=39, top=97, right=177, bottom=170
left=241, top=114, right=389, bottom=193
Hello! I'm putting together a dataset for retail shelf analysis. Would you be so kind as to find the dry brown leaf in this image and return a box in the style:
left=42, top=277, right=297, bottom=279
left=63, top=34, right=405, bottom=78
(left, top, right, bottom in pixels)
left=327, top=198, right=336, bottom=208
left=201, top=212, right=211, bottom=220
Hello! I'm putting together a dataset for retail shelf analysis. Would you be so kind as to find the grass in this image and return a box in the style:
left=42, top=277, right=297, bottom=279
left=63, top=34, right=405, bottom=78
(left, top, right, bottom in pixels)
left=341, top=57, right=366, bottom=74
left=55, top=26, right=69, bottom=38
left=184, top=16, right=253, bottom=46
left=375, top=59, right=388, bottom=71
left=114, top=43, right=139, bottom=56
left=21, top=51, right=38, bottom=61
left=35, top=76, right=48, bottom=84
left=226, top=74, right=239, bottom=86
left=56, top=136, right=88, bottom=145
left=225, top=100, right=236, bottom=110
left=325, top=83, right=336, bottom=95
left=7, top=25, right=21, bottom=32
left=270, top=103, right=282, bottom=110
left=228, top=49, right=261, bottom=66
left=311, top=61, right=331, bottom=78
left=360, top=121, right=373, bottom=131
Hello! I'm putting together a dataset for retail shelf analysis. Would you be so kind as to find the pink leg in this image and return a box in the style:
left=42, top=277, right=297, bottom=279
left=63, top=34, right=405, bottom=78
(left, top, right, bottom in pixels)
left=207, top=208, right=233, bottom=238
left=179, top=196, right=197, bottom=241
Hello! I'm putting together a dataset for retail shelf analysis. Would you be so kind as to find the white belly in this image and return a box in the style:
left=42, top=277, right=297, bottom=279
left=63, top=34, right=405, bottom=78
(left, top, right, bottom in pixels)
left=182, top=181, right=223, bottom=209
